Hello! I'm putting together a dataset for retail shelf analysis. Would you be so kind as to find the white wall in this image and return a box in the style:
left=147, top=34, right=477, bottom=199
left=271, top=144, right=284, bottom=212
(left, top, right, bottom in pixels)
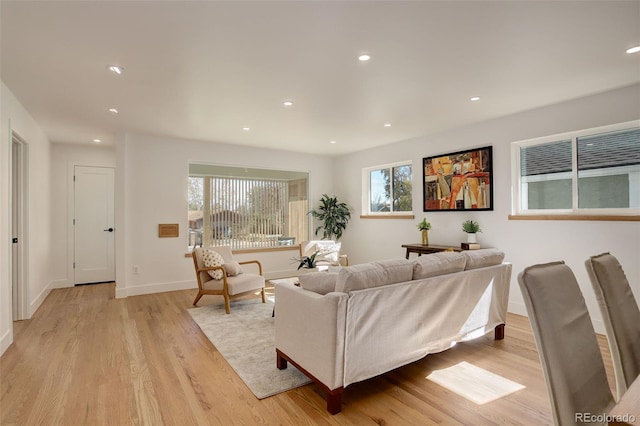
left=114, top=132, right=334, bottom=298
left=333, top=83, right=640, bottom=333
left=0, top=82, right=54, bottom=355
left=50, top=143, right=116, bottom=287
left=2, top=81, right=637, bottom=359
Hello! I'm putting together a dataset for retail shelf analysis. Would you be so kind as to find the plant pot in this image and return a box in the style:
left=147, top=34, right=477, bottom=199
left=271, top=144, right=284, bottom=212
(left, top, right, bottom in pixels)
left=421, top=229, right=429, bottom=245
left=467, top=233, right=477, bottom=244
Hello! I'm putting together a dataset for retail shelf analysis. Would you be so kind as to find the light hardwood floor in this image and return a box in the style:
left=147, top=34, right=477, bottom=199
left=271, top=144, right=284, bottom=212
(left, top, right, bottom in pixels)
left=1, top=283, right=615, bottom=425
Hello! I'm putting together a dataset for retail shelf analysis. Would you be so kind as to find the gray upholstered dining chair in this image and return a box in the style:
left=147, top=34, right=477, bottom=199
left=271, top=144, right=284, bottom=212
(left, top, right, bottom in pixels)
left=518, top=261, right=615, bottom=426
left=192, top=246, right=265, bottom=314
left=585, top=252, right=640, bottom=401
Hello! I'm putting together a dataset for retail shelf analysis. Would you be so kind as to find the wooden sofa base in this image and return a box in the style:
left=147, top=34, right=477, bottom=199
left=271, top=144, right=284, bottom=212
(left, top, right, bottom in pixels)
left=495, top=323, right=505, bottom=340
left=276, top=324, right=505, bottom=414
left=276, top=349, right=344, bottom=414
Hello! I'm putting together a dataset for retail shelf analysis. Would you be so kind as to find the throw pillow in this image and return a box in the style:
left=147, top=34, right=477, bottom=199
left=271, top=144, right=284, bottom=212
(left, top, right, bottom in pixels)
left=223, top=261, right=243, bottom=276
left=202, top=249, right=225, bottom=280
left=315, top=242, right=341, bottom=264
left=299, top=271, right=339, bottom=295
left=463, top=248, right=505, bottom=270
left=412, top=252, right=467, bottom=280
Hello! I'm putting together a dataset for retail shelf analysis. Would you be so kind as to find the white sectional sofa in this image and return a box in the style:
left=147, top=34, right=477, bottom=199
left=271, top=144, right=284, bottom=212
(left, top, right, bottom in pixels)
left=274, top=248, right=511, bottom=414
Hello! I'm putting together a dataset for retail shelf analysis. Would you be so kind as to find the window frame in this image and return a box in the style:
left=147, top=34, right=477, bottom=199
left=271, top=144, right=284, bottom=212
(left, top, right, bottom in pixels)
left=187, top=163, right=309, bottom=251
left=361, top=160, right=414, bottom=217
left=511, top=120, right=640, bottom=218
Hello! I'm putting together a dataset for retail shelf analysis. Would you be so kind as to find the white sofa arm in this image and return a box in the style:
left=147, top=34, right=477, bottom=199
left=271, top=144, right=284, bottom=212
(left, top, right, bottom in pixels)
left=274, top=282, right=348, bottom=390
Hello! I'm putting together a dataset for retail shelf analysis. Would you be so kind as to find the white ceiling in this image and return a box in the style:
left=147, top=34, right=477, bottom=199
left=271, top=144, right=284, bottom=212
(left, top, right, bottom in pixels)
left=1, top=1, right=639, bottom=155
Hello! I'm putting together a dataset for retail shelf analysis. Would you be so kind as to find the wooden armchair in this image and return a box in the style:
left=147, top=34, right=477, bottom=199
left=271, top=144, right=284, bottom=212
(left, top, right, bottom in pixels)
left=192, top=246, right=265, bottom=314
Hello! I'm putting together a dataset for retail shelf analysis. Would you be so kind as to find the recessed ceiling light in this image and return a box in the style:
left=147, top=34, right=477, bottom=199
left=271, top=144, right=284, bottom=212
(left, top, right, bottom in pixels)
left=383, top=123, right=391, bottom=127
left=93, top=139, right=101, bottom=143
left=626, top=45, right=640, bottom=54
left=358, top=54, right=371, bottom=62
left=108, top=65, right=124, bottom=75
left=330, top=140, right=337, bottom=144
left=242, top=127, right=251, bottom=131
left=108, top=108, right=118, bottom=114
left=283, top=101, right=294, bottom=107
left=470, top=97, right=481, bottom=102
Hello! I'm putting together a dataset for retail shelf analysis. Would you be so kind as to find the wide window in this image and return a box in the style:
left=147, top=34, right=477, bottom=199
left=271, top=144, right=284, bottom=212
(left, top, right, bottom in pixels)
left=512, top=121, right=640, bottom=216
left=362, top=161, right=413, bottom=215
left=188, top=164, right=308, bottom=250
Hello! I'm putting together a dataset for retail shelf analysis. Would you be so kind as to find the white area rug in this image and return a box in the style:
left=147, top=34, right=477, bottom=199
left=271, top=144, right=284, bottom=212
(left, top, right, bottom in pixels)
left=188, top=299, right=311, bottom=399
left=426, top=361, right=525, bottom=405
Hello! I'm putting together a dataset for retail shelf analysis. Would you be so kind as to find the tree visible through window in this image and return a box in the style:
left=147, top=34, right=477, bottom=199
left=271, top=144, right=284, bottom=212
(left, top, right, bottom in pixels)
left=365, top=162, right=413, bottom=214
left=188, top=164, right=308, bottom=250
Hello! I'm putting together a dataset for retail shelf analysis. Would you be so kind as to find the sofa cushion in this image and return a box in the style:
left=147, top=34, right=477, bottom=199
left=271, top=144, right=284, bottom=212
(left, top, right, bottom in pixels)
left=463, top=248, right=505, bottom=270
left=299, top=271, right=339, bottom=295
left=335, top=258, right=413, bottom=293
left=412, top=252, right=467, bottom=280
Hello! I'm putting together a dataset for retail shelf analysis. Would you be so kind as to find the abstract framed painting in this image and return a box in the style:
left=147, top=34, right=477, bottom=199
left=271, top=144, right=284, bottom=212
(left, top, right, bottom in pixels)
left=423, top=146, right=493, bottom=211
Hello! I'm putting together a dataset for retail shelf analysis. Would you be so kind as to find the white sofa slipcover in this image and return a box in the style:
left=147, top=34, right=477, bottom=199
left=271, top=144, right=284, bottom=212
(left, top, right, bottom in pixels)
left=275, top=249, right=511, bottom=414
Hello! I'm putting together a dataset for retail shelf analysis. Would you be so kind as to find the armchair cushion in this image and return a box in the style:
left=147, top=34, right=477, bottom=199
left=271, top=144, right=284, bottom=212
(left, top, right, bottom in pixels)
left=211, top=245, right=234, bottom=262
left=202, top=249, right=225, bottom=280
left=202, top=273, right=265, bottom=295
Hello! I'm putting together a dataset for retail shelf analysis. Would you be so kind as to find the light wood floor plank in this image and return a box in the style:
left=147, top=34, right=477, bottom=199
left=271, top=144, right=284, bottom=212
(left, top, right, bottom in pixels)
left=1, top=283, right=615, bottom=425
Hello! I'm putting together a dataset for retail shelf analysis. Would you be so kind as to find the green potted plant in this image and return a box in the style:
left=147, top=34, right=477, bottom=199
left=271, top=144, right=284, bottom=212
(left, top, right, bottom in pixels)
left=309, top=194, right=351, bottom=240
left=462, top=220, right=481, bottom=243
left=417, top=217, right=431, bottom=245
left=293, top=251, right=319, bottom=270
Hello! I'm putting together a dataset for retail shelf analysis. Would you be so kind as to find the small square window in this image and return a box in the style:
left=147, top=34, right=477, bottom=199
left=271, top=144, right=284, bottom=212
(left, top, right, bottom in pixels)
left=363, top=161, right=413, bottom=215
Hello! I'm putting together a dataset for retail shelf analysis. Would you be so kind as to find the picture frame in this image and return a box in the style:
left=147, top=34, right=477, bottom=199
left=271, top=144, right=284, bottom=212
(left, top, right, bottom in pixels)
left=423, top=146, right=493, bottom=211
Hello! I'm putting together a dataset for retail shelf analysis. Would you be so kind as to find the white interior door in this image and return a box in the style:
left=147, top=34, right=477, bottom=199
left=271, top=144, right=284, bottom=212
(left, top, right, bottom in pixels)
left=11, top=136, right=27, bottom=320
left=74, top=166, right=115, bottom=285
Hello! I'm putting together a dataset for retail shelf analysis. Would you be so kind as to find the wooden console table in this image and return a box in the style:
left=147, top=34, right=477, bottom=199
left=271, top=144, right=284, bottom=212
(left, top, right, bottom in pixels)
left=402, top=244, right=462, bottom=259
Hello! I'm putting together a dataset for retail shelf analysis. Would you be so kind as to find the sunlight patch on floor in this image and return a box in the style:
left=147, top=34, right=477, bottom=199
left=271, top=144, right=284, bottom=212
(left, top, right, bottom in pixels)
left=426, top=361, right=525, bottom=405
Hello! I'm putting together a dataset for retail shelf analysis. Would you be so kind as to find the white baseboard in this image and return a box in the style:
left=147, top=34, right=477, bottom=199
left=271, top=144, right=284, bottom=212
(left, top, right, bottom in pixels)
left=507, top=301, right=527, bottom=317
left=0, top=328, right=13, bottom=357
left=51, top=278, right=71, bottom=289
left=115, top=280, right=196, bottom=298
left=28, top=281, right=55, bottom=317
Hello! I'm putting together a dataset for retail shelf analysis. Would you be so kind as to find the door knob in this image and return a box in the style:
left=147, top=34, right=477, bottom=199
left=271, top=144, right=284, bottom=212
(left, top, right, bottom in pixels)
left=104, top=227, right=114, bottom=232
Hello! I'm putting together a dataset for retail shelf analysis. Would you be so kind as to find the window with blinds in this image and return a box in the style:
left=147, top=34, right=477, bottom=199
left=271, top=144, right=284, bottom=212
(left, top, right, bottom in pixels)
left=512, top=121, right=640, bottom=215
left=188, top=164, right=308, bottom=250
